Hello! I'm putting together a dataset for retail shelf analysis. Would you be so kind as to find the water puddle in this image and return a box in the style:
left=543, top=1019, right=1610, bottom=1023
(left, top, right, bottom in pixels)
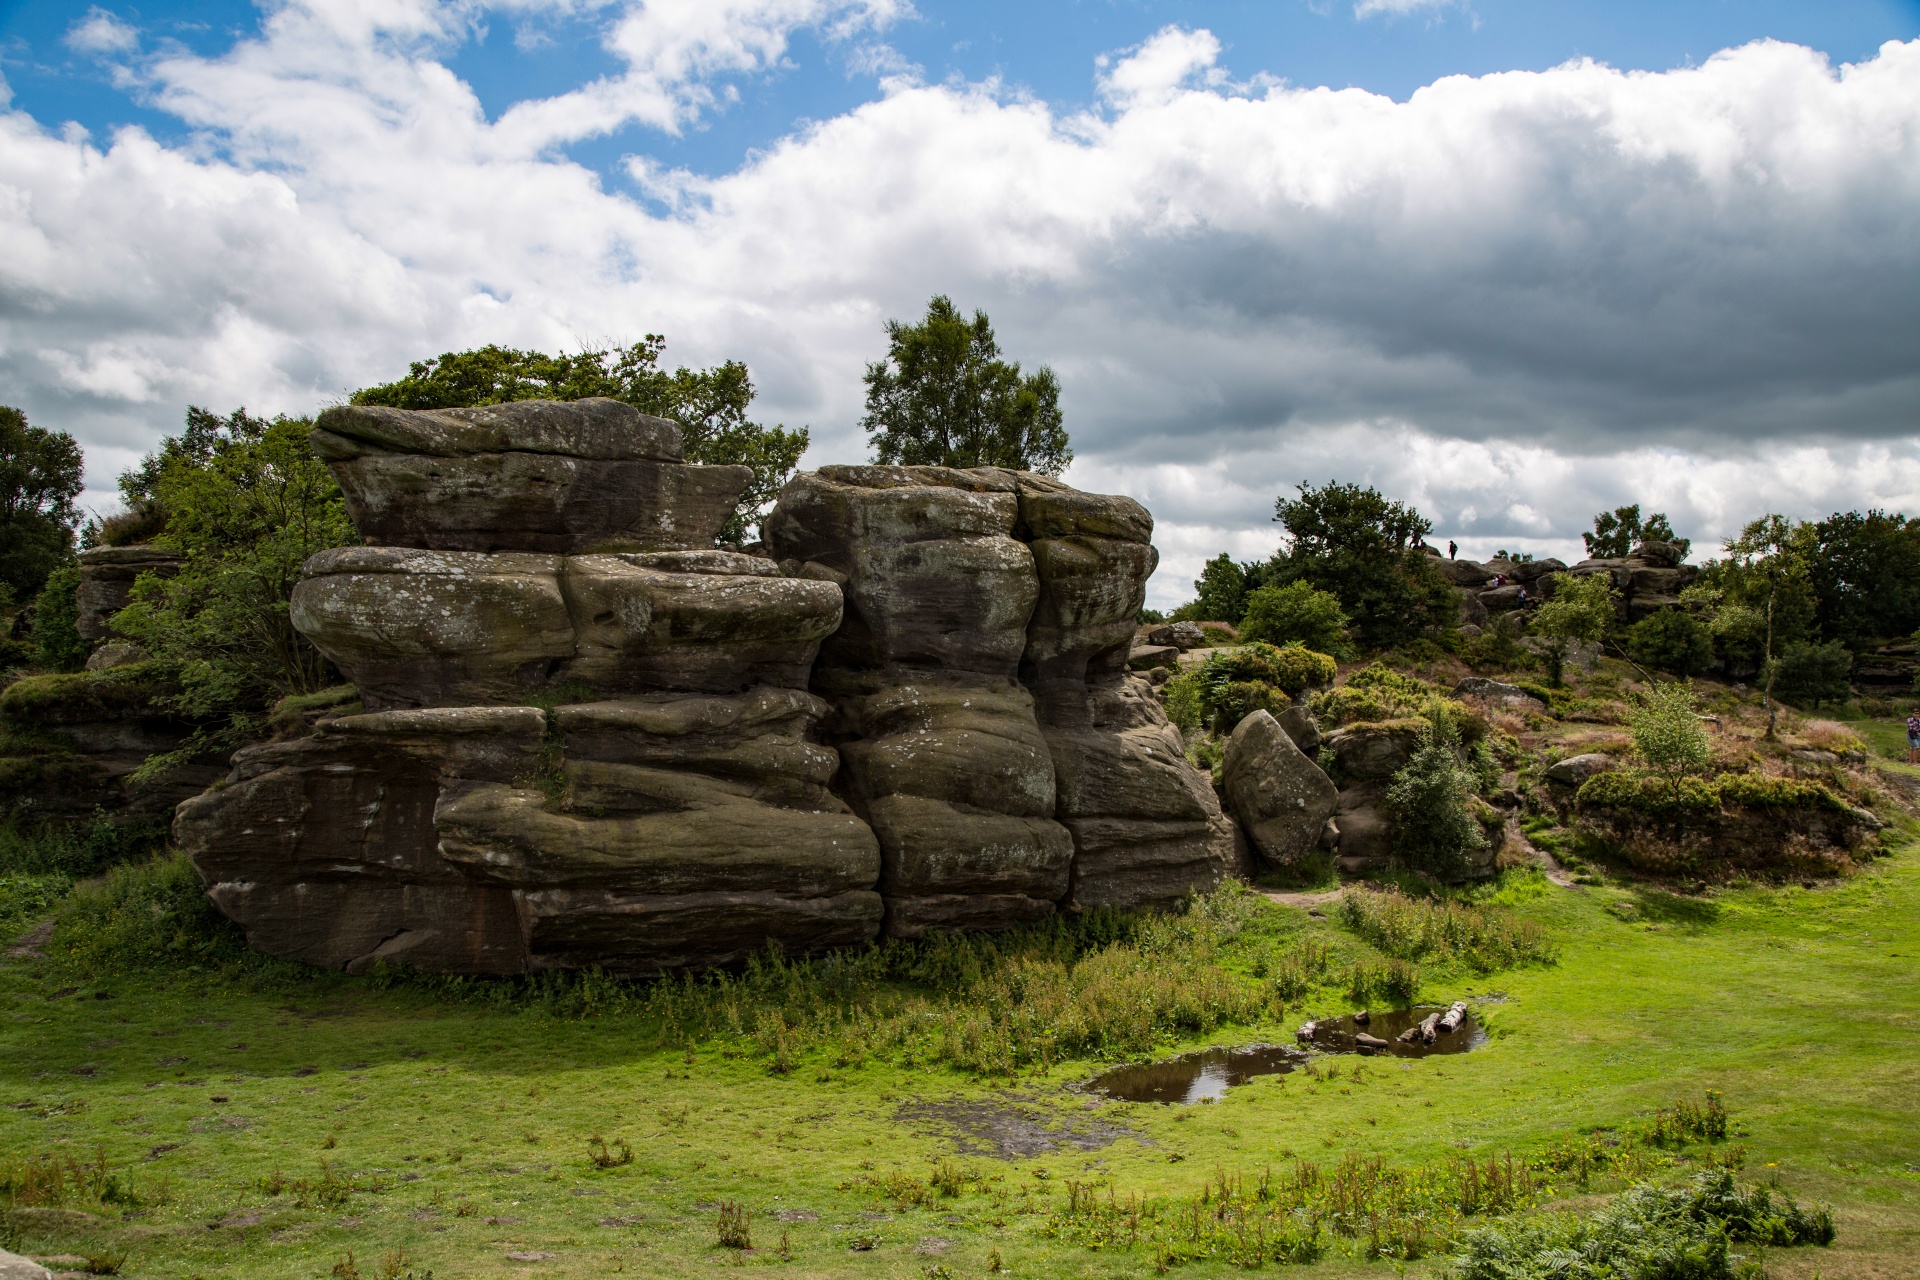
left=1088, top=1006, right=1488, bottom=1105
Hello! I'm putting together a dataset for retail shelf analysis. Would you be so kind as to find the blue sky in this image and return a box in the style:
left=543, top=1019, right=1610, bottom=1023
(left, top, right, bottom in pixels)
left=2, top=0, right=1918, bottom=603
left=5, top=0, right=1916, bottom=183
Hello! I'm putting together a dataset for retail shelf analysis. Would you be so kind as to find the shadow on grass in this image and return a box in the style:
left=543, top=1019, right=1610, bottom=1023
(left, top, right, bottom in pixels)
left=1625, top=888, right=1723, bottom=927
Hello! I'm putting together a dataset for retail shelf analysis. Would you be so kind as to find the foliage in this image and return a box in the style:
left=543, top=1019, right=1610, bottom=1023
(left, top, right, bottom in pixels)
left=1161, top=669, right=1206, bottom=733
left=1194, top=642, right=1337, bottom=733
left=0, top=661, right=180, bottom=728
left=0, top=871, right=69, bottom=939
left=1453, top=1170, right=1830, bottom=1280
left=1801, top=508, right=1920, bottom=650
left=1575, top=769, right=1844, bottom=820
left=47, top=851, right=267, bottom=977
left=1531, top=572, right=1616, bottom=686
left=1270, top=481, right=1457, bottom=650
left=1581, top=503, right=1690, bottom=561
left=1625, top=681, right=1711, bottom=782
left=1337, top=888, right=1558, bottom=972
left=1238, top=579, right=1350, bottom=653
left=1191, top=552, right=1250, bottom=623
left=1384, top=723, right=1488, bottom=881
left=1462, top=612, right=1534, bottom=674
left=860, top=296, right=1070, bottom=476
left=0, top=811, right=170, bottom=878
left=31, top=562, right=87, bottom=672
left=108, top=409, right=356, bottom=772
left=0, top=405, right=84, bottom=600
left=1768, top=639, right=1852, bottom=708
left=1715, top=515, right=1817, bottom=724
left=351, top=338, right=808, bottom=543
left=1627, top=608, right=1715, bottom=677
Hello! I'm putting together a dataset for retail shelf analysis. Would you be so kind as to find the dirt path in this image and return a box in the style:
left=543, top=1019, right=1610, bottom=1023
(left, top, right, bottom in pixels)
left=1261, top=888, right=1344, bottom=911
left=7, top=918, right=54, bottom=959
left=1505, top=819, right=1581, bottom=889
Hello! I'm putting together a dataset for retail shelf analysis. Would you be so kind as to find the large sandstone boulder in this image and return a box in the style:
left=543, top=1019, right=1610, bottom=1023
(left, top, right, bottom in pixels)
left=1323, top=718, right=1427, bottom=780
left=1437, top=557, right=1493, bottom=587
left=75, top=544, right=181, bottom=642
left=1222, top=710, right=1338, bottom=866
left=311, top=398, right=752, bottom=553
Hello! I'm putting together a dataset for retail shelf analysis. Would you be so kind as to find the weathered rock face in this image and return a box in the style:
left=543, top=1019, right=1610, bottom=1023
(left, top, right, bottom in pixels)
left=183, top=403, right=1236, bottom=972
left=1222, top=710, right=1339, bottom=866
left=1324, top=718, right=1427, bottom=780
left=312, top=398, right=753, bottom=554
left=75, top=544, right=182, bottom=642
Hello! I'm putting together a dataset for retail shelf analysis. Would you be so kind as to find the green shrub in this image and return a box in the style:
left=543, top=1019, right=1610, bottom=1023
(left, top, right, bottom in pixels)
left=1626, top=608, right=1714, bottom=677
left=1385, top=725, right=1488, bottom=881
left=1208, top=680, right=1289, bottom=734
left=1195, top=642, right=1336, bottom=732
left=1338, top=886, right=1557, bottom=971
left=1162, top=670, right=1205, bottom=733
left=1770, top=639, right=1853, bottom=708
left=31, top=563, right=88, bottom=673
left=1575, top=769, right=1721, bottom=819
left=0, top=813, right=169, bottom=877
left=1238, top=581, right=1349, bottom=654
left=1712, top=771, right=1845, bottom=811
left=1625, top=681, right=1711, bottom=781
left=0, top=872, right=68, bottom=939
left=47, top=852, right=262, bottom=978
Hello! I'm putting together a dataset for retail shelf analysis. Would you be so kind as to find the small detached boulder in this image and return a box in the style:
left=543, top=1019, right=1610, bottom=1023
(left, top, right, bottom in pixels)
left=1452, top=677, right=1547, bottom=714
left=1127, top=643, right=1179, bottom=671
left=1222, top=710, right=1338, bottom=866
left=0, top=1250, right=52, bottom=1280
left=1547, top=752, right=1614, bottom=786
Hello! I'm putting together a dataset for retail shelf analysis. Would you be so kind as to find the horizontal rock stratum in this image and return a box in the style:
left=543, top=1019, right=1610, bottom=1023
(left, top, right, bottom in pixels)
left=175, top=400, right=1244, bottom=974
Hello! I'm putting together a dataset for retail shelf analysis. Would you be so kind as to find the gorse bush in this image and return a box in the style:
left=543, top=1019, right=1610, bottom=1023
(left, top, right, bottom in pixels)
left=1337, top=887, right=1558, bottom=972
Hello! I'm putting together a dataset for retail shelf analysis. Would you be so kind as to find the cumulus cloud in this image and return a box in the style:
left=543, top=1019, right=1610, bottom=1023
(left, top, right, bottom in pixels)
left=1, top=3, right=1917, bottom=608
left=64, top=7, right=140, bottom=56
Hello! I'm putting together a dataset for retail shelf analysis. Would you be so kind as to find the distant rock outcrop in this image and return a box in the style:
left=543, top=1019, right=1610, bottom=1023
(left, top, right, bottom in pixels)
left=176, top=402, right=1238, bottom=973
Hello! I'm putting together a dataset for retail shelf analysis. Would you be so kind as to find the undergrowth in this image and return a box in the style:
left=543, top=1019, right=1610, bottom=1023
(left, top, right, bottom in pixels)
left=1337, top=886, right=1559, bottom=972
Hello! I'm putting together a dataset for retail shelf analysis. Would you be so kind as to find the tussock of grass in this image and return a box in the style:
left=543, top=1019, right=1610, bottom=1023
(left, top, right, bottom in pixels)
left=1337, top=886, right=1559, bottom=972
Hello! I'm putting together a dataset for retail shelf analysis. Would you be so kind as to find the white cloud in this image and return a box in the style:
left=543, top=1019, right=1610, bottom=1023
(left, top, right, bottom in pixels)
left=1, top=7, right=1917, bottom=609
left=64, top=8, right=141, bottom=56
left=1354, top=0, right=1457, bottom=20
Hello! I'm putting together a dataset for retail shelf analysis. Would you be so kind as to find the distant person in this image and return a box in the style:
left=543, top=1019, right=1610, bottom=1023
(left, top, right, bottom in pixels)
left=1517, top=586, right=1530, bottom=605
left=1908, top=712, right=1920, bottom=764
left=1448, top=540, right=1457, bottom=559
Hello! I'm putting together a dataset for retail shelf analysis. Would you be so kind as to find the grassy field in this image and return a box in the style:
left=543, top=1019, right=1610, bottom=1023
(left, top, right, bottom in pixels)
left=4, top=828, right=1918, bottom=1279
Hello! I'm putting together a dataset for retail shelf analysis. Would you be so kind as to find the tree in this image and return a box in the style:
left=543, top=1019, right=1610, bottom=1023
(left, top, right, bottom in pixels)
left=1191, top=553, right=1249, bottom=623
left=352, top=339, right=808, bottom=544
left=1721, top=514, right=1815, bottom=738
left=1238, top=580, right=1350, bottom=654
left=1625, top=680, right=1711, bottom=787
left=1625, top=608, right=1713, bottom=677
left=1531, top=572, right=1616, bottom=686
left=1385, top=721, right=1487, bottom=881
left=0, top=406, right=84, bottom=600
left=1769, top=640, right=1853, bottom=709
left=861, top=296, right=1071, bottom=475
left=1800, top=509, right=1920, bottom=650
left=111, top=408, right=356, bottom=771
left=1583, top=504, right=1690, bottom=561
left=1269, top=481, right=1456, bottom=651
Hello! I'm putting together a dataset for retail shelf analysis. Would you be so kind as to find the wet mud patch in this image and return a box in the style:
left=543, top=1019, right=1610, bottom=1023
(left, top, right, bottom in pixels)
left=895, top=1096, right=1142, bottom=1159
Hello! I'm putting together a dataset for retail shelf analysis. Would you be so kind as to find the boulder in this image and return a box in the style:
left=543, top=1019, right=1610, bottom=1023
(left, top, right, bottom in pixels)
left=1276, top=704, right=1321, bottom=753
left=1335, top=782, right=1393, bottom=862
left=516, top=888, right=884, bottom=974
left=1452, top=677, right=1547, bottom=712
left=1628, top=565, right=1695, bottom=597
left=1323, top=718, right=1427, bottom=780
left=75, top=544, right=181, bottom=642
left=290, top=548, right=575, bottom=710
left=1546, top=752, right=1614, bottom=785
left=1128, top=644, right=1178, bottom=670
left=1457, top=588, right=1489, bottom=628
left=1221, top=710, right=1339, bottom=866
left=1631, top=540, right=1686, bottom=567
left=311, top=398, right=752, bottom=554
left=0, top=1249, right=52, bottom=1280
left=1478, top=584, right=1530, bottom=612
left=1437, top=558, right=1493, bottom=587
left=84, top=640, right=150, bottom=671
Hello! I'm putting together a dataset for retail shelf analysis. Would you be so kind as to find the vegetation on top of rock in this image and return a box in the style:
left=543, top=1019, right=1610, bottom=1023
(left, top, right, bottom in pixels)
left=859, top=295, right=1070, bottom=477
left=350, top=338, right=809, bottom=543
left=1582, top=503, right=1690, bottom=561
left=1575, top=769, right=1848, bottom=818
left=1184, top=642, right=1338, bottom=733
left=1270, top=481, right=1457, bottom=650
left=1624, top=680, right=1712, bottom=782
left=0, top=662, right=181, bottom=728
left=0, top=405, right=84, bottom=602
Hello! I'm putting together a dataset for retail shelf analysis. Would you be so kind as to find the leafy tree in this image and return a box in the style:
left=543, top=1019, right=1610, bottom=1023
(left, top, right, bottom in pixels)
left=31, top=563, right=87, bottom=672
left=1769, top=640, right=1852, bottom=709
left=1625, top=680, right=1711, bottom=784
left=1720, top=514, right=1816, bottom=737
left=0, top=406, right=84, bottom=600
left=1385, top=721, right=1487, bottom=881
left=1625, top=608, right=1713, bottom=678
left=1583, top=504, right=1690, bottom=561
left=1529, top=572, right=1616, bottom=686
left=1190, top=553, right=1249, bottom=623
left=352, top=339, right=808, bottom=543
left=1800, top=509, right=1920, bottom=649
left=111, top=408, right=356, bottom=772
left=1269, top=481, right=1456, bottom=651
left=861, top=296, right=1071, bottom=475
left=1238, top=580, right=1349, bottom=654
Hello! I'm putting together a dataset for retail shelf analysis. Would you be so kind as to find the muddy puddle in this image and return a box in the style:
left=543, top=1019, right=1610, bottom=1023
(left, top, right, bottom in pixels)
left=1089, top=1006, right=1488, bottom=1105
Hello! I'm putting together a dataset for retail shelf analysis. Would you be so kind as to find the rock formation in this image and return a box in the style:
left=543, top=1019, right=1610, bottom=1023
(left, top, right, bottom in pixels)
left=177, top=401, right=1238, bottom=973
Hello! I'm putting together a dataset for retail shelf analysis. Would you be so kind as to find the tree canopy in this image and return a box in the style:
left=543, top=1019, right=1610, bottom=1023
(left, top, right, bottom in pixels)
left=352, top=339, right=808, bottom=543
left=861, top=296, right=1071, bottom=475
left=1583, top=504, right=1690, bottom=561
left=1269, top=481, right=1455, bottom=650
left=0, top=406, right=84, bottom=600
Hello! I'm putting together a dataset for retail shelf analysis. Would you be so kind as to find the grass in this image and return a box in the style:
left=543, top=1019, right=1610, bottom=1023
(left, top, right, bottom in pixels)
left=2, top=839, right=1918, bottom=1277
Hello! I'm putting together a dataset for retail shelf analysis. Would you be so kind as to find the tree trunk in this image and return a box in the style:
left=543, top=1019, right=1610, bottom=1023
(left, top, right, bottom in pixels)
left=1438, top=1001, right=1468, bottom=1034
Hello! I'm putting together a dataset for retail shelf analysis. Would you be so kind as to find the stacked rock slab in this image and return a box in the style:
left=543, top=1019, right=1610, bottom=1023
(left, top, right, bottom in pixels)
left=764, top=465, right=1236, bottom=932
left=177, top=399, right=879, bottom=974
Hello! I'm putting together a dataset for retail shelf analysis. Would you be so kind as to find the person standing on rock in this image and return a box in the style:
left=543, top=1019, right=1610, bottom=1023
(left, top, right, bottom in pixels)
left=1448, top=540, right=1457, bottom=560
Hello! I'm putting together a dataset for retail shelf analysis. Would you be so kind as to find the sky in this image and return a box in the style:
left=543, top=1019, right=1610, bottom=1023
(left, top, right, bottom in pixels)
left=2, top=0, right=1918, bottom=608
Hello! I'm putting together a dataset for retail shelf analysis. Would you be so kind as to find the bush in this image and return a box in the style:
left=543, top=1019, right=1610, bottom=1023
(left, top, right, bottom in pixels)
left=1195, top=642, right=1337, bottom=732
left=1575, top=769, right=1845, bottom=819
left=1770, top=639, right=1852, bottom=708
left=1385, top=725, right=1488, bottom=881
left=31, top=563, right=87, bottom=673
left=1238, top=581, right=1349, bottom=654
left=0, top=812, right=170, bottom=878
left=1162, top=670, right=1205, bottom=733
left=1627, top=608, right=1714, bottom=677
left=47, top=851, right=262, bottom=978
left=0, top=662, right=180, bottom=728
left=1625, top=681, right=1711, bottom=781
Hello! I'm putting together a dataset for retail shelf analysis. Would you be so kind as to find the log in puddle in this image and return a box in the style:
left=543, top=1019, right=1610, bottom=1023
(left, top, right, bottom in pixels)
left=1088, top=1006, right=1488, bottom=1105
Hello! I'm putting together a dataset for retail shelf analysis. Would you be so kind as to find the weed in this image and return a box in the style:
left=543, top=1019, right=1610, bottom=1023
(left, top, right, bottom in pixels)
left=375, top=1250, right=409, bottom=1280
left=331, top=1253, right=362, bottom=1280
left=1646, top=1091, right=1731, bottom=1146
left=0, top=1145, right=135, bottom=1208
left=587, top=1134, right=634, bottom=1169
left=715, top=1199, right=751, bottom=1249
left=1343, top=957, right=1421, bottom=1005
left=80, top=1249, right=126, bottom=1275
